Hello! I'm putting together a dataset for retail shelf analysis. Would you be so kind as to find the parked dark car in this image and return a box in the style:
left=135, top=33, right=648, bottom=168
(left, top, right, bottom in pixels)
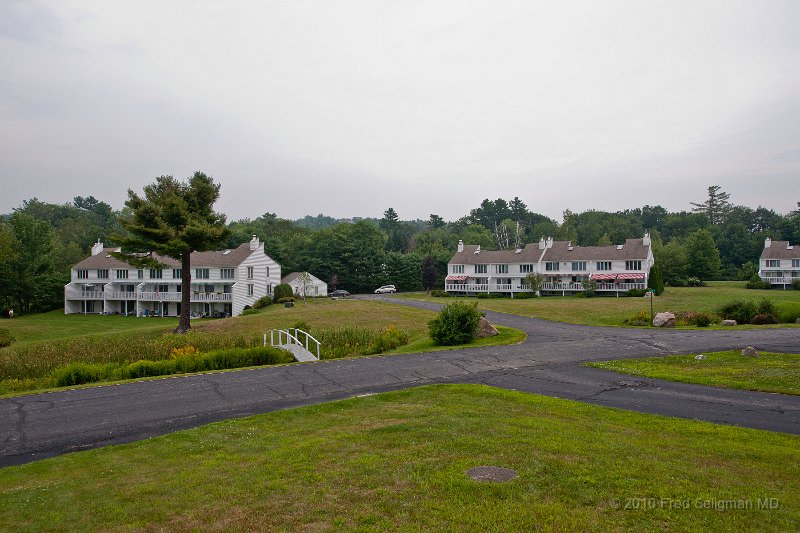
left=330, top=290, right=350, bottom=298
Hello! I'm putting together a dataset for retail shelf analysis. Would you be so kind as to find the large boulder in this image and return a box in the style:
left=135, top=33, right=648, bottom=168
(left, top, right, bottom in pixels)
left=741, top=346, right=760, bottom=358
left=476, top=317, right=499, bottom=338
left=721, top=319, right=737, bottom=326
left=652, top=312, right=676, bottom=327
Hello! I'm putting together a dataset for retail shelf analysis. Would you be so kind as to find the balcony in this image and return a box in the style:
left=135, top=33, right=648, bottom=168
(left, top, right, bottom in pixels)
left=65, top=289, right=104, bottom=300
left=445, top=281, right=647, bottom=294
left=105, top=291, right=137, bottom=300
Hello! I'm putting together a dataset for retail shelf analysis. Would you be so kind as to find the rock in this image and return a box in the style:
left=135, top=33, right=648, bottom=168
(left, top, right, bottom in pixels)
left=652, top=312, right=676, bottom=327
left=721, top=319, right=737, bottom=326
left=476, top=317, right=499, bottom=338
left=741, top=346, right=760, bottom=358
left=695, top=354, right=706, bottom=360
left=796, top=318, right=800, bottom=324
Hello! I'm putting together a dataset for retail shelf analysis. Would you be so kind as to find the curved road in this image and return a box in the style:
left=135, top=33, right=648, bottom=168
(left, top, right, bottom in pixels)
left=2, top=296, right=799, bottom=467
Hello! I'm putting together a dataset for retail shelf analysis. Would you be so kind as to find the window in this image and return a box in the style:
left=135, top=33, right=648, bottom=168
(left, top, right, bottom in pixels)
left=137, top=269, right=143, bottom=279
left=116, top=269, right=128, bottom=279
left=793, top=259, right=800, bottom=268
left=625, top=260, right=642, bottom=270
left=266, top=284, right=273, bottom=295
left=452, top=264, right=464, bottom=274
left=246, top=266, right=254, bottom=279
left=765, top=259, right=780, bottom=268
left=495, top=264, right=508, bottom=274
left=571, top=262, right=587, bottom=271
left=475, top=264, right=487, bottom=274
left=545, top=262, right=559, bottom=271
left=77, top=269, right=88, bottom=279
left=97, top=269, right=109, bottom=279
left=221, top=268, right=235, bottom=279
left=149, top=269, right=163, bottom=279
left=596, top=261, right=611, bottom=271
left=519, top=264, right=534, bottom=273
left=475, top=277, right=488, bottom=284
left=195, top=268, right=209, bottom=279
left=173, top=269, right=182, bottom=279
left=266, top=266, right=270, bottom=277
left=247, top=284, right=254, bottom=296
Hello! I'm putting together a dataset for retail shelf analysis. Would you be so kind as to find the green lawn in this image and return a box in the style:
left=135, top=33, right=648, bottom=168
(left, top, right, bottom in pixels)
left=1, top=385, right=797, bottom=531
left=0, top=299, right=522, bottom=395
left=587, top=351, right=800, bottom=395
left=397, top=282, right=800, bottom=327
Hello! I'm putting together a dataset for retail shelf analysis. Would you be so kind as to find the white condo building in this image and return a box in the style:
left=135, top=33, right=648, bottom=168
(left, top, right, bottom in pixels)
left=759, top=237, right=800, bottom=289
left=64, top=236, right=281, bottom=317
left=446, top=233, right=654, bottom=296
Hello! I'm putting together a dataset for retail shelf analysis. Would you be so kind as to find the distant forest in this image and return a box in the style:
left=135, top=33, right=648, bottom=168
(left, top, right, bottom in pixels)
left=2, top=186, right=799, bottom=313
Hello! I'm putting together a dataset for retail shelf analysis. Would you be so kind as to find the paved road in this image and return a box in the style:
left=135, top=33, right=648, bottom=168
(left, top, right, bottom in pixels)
left=2, top=296, right=799, bottom=467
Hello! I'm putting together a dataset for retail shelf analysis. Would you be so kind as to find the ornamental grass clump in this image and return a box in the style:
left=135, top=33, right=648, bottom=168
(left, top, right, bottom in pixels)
left=428, top=301, right=482, bottom=346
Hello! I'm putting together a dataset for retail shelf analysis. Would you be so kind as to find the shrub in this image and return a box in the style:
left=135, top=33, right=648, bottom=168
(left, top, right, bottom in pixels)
left=750, top=314, right=777, bottom=325
left=775, top=302, right=800, bottom=323
left=686, top=277, right=706, bottom=287
left=0, top=328, right=14, bottom=348
left=513, top=291, right=538, bottom=299
left=716, top=299, right=758, bottom=324
left=170, top=345, right=199, bottom=358
left=252, top=295, right=273, bottom=309
left=53, top=362, right=114, bottom=387
left=430, top=290, right=450, bottom=297
left=623, top=310, right=651, bottom=326
left=476, top=292, right=505, bottom=299
left=241, top=308, right=261, bottom=316
left=273, top=283, right=294, bottom=303
left=292, top=320, right=311, bottom=333
left=428, top=301, right=482, bottom=345
left=581, top=279, right=598, bottom=298
left=277, top=296, right=295, bottom=304
left=756, top=298, right=776, bottom=317
left=647, top=263, right=665, bottom=295
left=746, top=274, right=772, bottom=290
left=368, top=325, right=409, bottom=354
left=792, top=279, right=800, bottom=291
left=690, top=312, right=716, bottom=327
left=623, top=288, right=648, bottom=297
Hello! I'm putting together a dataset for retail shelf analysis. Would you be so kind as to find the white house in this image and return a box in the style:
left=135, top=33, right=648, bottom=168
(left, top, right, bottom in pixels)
left=446, top=233, right=654, bottom=296
left=64, top=236, right=281, bottom=317
left=282, top=272, right=328, bottom=297
left=759, top=237, right=800, bottom=288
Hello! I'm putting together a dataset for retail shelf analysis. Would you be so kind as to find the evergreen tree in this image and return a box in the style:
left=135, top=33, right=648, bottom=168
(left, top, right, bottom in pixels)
left=684, top=228, right=721, bottom=281
left=690, top=185, right=732, bottom=225
left=647, top=263, right=665, bottom=295
left=113, top=172, right=229, bottom=333
left=421, top=255, right=437, bottom=292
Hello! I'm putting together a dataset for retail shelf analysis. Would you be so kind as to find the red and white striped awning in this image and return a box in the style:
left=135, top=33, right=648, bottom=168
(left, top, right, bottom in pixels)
left=618, top=273, right=645, bottom=279
left=591, top=273, right=618, bottom=280
left=446, top=275, right=468, bottom=281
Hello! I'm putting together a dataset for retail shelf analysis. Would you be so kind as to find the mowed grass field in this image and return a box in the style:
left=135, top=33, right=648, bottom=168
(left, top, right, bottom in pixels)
left=1, top=385, right=797, bottom=531
left=396, top=282, right=800, bottom=327
left=588, top=351, right=800, bottom=396
left=0, top=299, right=523, bottom=396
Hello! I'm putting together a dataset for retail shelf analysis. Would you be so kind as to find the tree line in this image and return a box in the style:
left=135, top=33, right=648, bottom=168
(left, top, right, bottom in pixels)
left=2, top=185, right=799, bottom=314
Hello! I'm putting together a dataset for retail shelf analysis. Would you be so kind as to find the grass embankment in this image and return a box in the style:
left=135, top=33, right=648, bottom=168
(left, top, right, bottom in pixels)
left=1, top=385, right=797, bottom=531
left=396, top=282, right=800, bottom=328
left=587, top=351, right=800, bottom=395
left=0, top=299, right=522, bottom=395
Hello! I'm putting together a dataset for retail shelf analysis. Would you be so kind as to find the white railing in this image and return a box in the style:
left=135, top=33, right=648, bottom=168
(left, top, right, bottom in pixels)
left=191, top=292, right=233, bottom=302
left=136, top=292, right=233, bottom=302
left=444, top=281, right=648, bottom=293
left=764, top=277, right=799, bottom=284
left=65, top=290, right=104, bottom=299
left=105, top=291, right=137, bottom=300
left=266, top=328, right=321, bottom=360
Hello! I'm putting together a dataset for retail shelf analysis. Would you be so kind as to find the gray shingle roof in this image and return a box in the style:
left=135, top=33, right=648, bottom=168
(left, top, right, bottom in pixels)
left=448, top=243, right=543, bottom=265
left=448, top=239, right=650, bottom=265
left=760, top=241, right=800, bottom=260
left=73, top=242, right=255, bottom=270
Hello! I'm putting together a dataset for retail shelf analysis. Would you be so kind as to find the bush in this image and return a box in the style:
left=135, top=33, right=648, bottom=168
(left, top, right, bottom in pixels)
left=716, top=299, right=758, bottom=324
left=292, top=320, right=311, bottom=332
left=428, top=301, right=482, bottom=345
left=623, top=310, right=651, bottom=326
left=750, top=313, right=778, bottom=325
left=277, top=296, right=295, bottom=304
left=273, top=283, right=294, bottom=303
left=690, top=312, right=716, bottom=327
left=476, top=292, right=505, bottom=299
left=252, top=295, right=273, bottom=309
left=430, top=290, right=450, bottom=297
left=623, top=288, right=648, bottom=297
left=53, top=362, right=113, bottom=387
left=513, top=291, right=538, bottom=299
left=647, top=263, right=665, bottom=295
left=581, top=279, right=598, bottom=298
left=792, top=279, right=800, bottom=290
left=746, top=274, right=772, bottom=290
left=241, top=308, right=261, bottom=316
left=0, top=328, right=14, bottom=348
left=775, top=302, right=800, bottom=323
left=368, top=325, right=409, bottom=354
left=686, top=277, right=706, bottom=287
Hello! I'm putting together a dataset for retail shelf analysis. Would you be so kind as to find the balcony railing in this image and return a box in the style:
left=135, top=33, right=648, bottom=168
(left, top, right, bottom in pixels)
left=65, top=290, right=104, bottom=300
left=66, top=289, right=234, bottom=302
left=105, top=291, right=137, bottom=300
left=763, top=277, right=800, bottom=284
left=445, top=281, right=647, bottom=293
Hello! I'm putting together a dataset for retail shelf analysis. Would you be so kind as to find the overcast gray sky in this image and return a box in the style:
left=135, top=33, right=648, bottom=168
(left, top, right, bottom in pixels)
left=1, top=0, right=798, bottom=222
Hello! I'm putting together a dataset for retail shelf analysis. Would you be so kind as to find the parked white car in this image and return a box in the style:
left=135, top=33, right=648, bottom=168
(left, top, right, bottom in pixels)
left=374, top=285, right=396, bottom=294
